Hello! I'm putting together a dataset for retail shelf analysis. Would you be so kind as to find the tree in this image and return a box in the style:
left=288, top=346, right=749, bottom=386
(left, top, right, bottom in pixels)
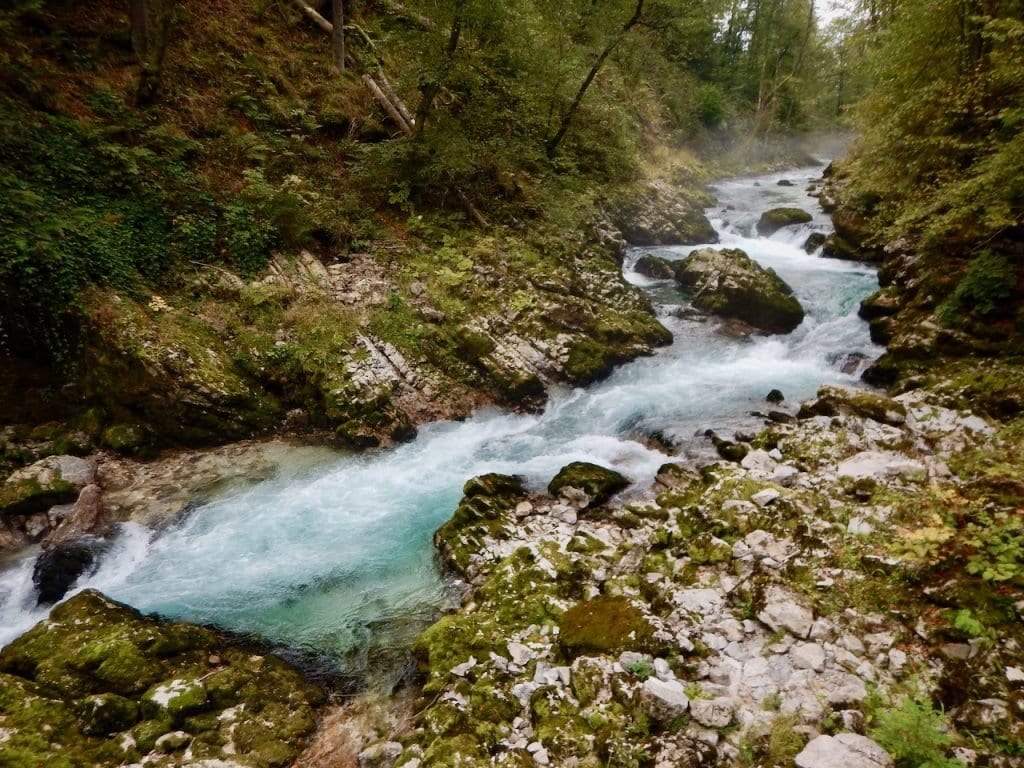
left=545, top=0, right=646, bottom=158
left=130, top=0, right=175, bottom=106
left=331, top=0, right=345, bottom=72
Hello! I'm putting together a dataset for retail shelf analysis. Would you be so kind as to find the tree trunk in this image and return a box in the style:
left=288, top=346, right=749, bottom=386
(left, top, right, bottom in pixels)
left=414, top=0, right=464, bottom=137
left=546, top=0, right=645, bottom=159
left=130, top=0, right=148, bottom=61
left=136, top=0, right=174, bottom=106
left=331, top=0, right=346, bottom=71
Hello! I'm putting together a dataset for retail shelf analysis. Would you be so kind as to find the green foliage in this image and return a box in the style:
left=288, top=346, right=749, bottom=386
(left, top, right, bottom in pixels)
left=964, top=508, right=1024, bottom=585
left=939, top=251, right=1018, bottom=322
left=847, top=0, right=1024, bottom=250
left=869, top=697, right=962, bottom=768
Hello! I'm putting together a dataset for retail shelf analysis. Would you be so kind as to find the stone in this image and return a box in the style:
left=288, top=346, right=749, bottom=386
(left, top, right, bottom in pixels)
left=758, top=586, right=814, bottom=638
left=0, top=455, right=96, bottom=516
left=791, top=643, right=826, bottom=672
left=690, top=697, right=735, bottom=728
left=837, top=452, right=925, bottom=481
left=44, top=484, right=104, bottom=548
left=757, top=207, right=813, bottom=236
left=358, top=741, right=403, bottom=768
left=751, top=488, right=781, bottom=507
left=32, top=539, right=103, bottom=606
left=507, top=642, right=534, bottom=667
left=641, top=678, right=690, bottom=721
left=796, top=734, right=893, bottom=768
left=610, top=180, right=719, bottom=246
left=155, top=731, right=191, bottom=753
left=673, top=248, right=805, bottom=334
left=634, top=254, right=677, bottom=280
left=548, top=462, right=629, bottom=509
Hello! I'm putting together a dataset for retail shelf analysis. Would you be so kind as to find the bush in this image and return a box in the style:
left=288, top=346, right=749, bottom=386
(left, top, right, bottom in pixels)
left=870, top=698, right=961, bottom=768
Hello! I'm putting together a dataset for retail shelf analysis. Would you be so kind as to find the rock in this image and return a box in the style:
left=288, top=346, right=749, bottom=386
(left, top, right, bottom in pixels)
left=800, top=385, right=907, bottom=426
left=634, top=254, right=676, bottom=280
left=758, top=586, right=814, bottom=638
left=609, top=181, right=719, bottom=246
left=751, top=488, right=781, bottom=507
left=0, top=590, right=323, bottom=767
left=32, top=538, right=104, bottom=606
left=154, top=730, right=191, bottom=753
left=690, top=697, right=734, bottom=728
left=837, top=452, right=925, bottom=481
left=641, top=677, right=690, bottom=721
left=43, top=484, right=104, bottom=548
left=0, top=455, right=95, bottom=516
left=766, top=389, right=785, bottom=404
left=77, top=693, right=141, bottom=736
left=803, top=232, right=827, bottom=253
left=756, top=208, right=813, bottom=236
left=358, top=741, right=404, bottom=768
left=796, top=734, right=893, bottom=768
left=791, top=643, right=826, bottom=672
left=673, top=248, right=805, bottom=334
left=559, top=596, right=655, bottom=656
left=548, top=462, right=629, bottom=509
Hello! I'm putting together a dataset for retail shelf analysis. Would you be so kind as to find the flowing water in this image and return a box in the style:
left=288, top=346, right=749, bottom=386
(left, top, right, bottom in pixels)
left=0, top=165, right=881, bottom=686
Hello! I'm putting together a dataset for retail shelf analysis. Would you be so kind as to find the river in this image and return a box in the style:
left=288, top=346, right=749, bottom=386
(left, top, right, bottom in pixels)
left=0, top=164, right=880, bottom=688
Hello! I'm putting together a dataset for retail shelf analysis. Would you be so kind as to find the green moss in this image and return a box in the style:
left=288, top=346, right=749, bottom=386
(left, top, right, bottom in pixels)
left=0, top=476, right=77, bottom=516
left=100, top=423, right=145, bottom=453
left=559, top=596, right=656, bottom=657
left=549, top=462, right=630, bottom=509
left=756, top=207, right=813, bottom=236
left=0, top=590, right=322, bottom=768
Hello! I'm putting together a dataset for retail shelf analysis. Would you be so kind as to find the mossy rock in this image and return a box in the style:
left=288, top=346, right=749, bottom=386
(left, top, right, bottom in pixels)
left=0, top=590, right=324, bottom=768
left=673, top=248, right=805, bottom=334
left=100, top=423, right=146, bottom=453
left=633, top=254, right=676, bottom=280
left=0, top=454, right=93, bottom=516
left=798, top=385, right=907, bottom=426
left=548, top=462, right=630, bottom=509
left=559, top=595, right=656, bottom=656
left=434, top=474, right=528, bottom=577
left=756, top=207, right=813, bottom=236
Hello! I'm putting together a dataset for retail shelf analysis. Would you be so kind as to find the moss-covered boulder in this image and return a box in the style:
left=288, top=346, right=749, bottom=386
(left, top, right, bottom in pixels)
left=756, top=207, right=813, bottom=236
left=0, top=590, right=324, bottom=768
left=609, top=180, right=718, bottom=246
left=434, top=474, right=529, bottom=578
left=548, top=462, right=629, bottom=509
left=822, top=207, right=885, bottom=262
left=633, top=254, right=676, bottom=280
left=0, top=455, right=95, bottom=516
left=797, top=385, right=907, bottom=426
left=559, top=596, right=656, bottom=656
left=673, top=248, right=806, bottom=334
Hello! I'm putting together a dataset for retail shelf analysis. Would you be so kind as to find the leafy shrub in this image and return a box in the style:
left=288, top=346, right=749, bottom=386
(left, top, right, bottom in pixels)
left=941, top=251, right=1018, bottom=321
left=870, top=698, right=961, bottom=768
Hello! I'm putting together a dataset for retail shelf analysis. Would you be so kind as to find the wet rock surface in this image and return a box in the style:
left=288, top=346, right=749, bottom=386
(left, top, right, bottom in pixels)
left=329, top=382, right=1024, bottom=768
left=0, top=590, right=324, bottom=768
left=673, top=247, right=806, bottom=334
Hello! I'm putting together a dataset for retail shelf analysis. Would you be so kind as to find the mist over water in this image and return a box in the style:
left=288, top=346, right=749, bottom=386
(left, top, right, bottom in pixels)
left=0, top=163, right=881, bottom=684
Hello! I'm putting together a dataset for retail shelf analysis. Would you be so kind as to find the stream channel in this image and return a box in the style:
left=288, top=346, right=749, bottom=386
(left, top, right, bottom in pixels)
left=0, top=164, right=881, bottom=690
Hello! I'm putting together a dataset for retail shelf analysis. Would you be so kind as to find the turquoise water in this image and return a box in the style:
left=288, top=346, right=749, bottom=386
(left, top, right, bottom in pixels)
left=0, top=166, right=880, bottom=686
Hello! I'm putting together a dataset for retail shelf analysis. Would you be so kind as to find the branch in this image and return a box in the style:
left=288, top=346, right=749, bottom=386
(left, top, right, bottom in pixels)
left=291, top=0, right=333, bottom=33
left=545, top=0, right=645, bottom=159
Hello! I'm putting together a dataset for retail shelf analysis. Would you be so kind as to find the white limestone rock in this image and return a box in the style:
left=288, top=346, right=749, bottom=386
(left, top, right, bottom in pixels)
left=796, top=733, right=893, bottom=768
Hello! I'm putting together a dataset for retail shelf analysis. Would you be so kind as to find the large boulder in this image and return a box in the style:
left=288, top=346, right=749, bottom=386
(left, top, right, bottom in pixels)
left=548, top=462, right=629, bottom=509
left=609, top=181, right=718, bottom=246
left=822, top=207, right=885, bottom=263
left=672, top=248, right=806, bottom=334
left=757, top=207, right=813, bottom=236
left=0, top=590, right=324, bottom=768
left=0, top=455, right=96, bottom=516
